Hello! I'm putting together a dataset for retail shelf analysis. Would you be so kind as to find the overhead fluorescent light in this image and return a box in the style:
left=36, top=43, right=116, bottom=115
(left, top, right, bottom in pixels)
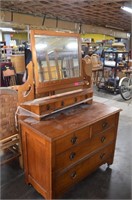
left=121, top=6, right=132, bottom=14
left=105, top=25, right=124, bottom=31
left=0, top=27, right=15, bottom=32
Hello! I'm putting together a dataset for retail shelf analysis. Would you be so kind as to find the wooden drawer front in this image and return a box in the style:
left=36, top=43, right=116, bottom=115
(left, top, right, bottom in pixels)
left=55, top=142, right=114, bottom=196
left=92, top=115, right=115, bottom=136
left=55, top=126, right=90, bottom=154
left=55, top=127, right=115, bottom=171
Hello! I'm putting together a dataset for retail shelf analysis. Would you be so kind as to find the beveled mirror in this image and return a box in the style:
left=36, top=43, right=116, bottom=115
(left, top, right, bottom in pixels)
left=30, top=30, right=83, bottom=97
left=35, top=35, right=80, bottom=81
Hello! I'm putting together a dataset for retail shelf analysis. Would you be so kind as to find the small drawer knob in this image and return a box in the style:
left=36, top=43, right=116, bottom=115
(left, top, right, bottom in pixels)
left=100, top=153, right=105, bottom=159
left=71, top=171, right=77, bottom=179
left=61, top=101, right=64, bottom=106
left=102, top=122, right=108, bottom=129
left=74, top=97, right=77, bottom=103
left=101, top=136, right=106, bottom=143
left=46, top=104, right=50, bottom=110
left=69, top=152, right=76, bottom=160
left=71, top=136, right=78, bottom=145
left=85, top=94, right=88, bottom=99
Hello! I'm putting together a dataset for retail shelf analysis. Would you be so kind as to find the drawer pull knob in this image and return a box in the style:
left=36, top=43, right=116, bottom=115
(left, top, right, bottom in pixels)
left=101, top=136, right=106, bottom=143
left=61, top=101, right=64, bottom=106
left=71, top=171, right=77, bottom=179
left=102, top=122, right=108, bottom=129
left=46, top=104, right=50, bottom=110
left=100, top=153, right=105, bottom=159
left=71, top=136, right=77, bottom=144
left=69, top=152, right=76, bottom=160
left=74, top=97, right=77, bottom=103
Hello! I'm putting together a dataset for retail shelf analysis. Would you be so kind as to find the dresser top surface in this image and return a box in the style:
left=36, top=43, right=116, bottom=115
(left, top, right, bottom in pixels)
left=20, top=101, right=121, bottom=140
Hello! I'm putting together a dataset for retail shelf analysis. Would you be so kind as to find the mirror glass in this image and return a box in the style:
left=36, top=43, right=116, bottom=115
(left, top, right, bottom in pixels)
left=35, top=35, right=80, bottom=82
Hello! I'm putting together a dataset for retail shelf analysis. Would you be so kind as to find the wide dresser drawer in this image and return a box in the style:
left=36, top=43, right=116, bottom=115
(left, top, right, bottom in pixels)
left=55, top=125, right=90, bottom=154
left=55, top=114, right=116, bottom=155
left=55, top=127, right=115, bottom=172
left=55, top=142, right=115, bottom=197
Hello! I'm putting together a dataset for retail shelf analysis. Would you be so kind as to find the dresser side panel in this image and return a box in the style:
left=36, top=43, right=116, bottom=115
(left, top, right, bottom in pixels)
left=21, top=126, right=53, bottom=198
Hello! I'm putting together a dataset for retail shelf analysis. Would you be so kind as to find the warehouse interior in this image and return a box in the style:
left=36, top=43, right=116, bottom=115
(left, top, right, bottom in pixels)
left=0, top=0, right=132, bottom=199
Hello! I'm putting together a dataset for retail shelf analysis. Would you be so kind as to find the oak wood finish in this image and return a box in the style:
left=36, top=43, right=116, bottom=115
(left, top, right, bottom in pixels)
left=20, top=88, right=93, bottom=120
left=17, top=62, right=35, bottom=103
left=20, top=101, right=121, bottom=199
left=17, top=30, right=93, bottom=118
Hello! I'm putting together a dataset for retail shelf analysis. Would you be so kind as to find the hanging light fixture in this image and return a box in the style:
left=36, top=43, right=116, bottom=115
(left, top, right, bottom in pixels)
left=0, top=27, right=15, bottom=32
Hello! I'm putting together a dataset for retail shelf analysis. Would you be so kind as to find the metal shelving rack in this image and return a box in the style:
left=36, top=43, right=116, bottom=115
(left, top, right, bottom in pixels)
left=97, top=51, right=129, bottom=94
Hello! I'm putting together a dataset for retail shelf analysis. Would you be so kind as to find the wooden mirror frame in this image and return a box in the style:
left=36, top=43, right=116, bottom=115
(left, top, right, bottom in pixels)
left=30, top=30, right=83, bottom=97
left=16, top=30, right=93, bottom=115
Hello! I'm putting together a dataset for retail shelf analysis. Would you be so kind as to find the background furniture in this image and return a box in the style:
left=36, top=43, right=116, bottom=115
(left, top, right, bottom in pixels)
left=97, top=51, right=129, bottom=94
left=0, top=62, right=15, bottom=87
left=0, top=46, right=24, bottom=62
left=11, top=55, right=25, bottom=85
left=90, top=54, right=103, bottom=85
left=0, top=88, right=21, bottom=165
left=11, top=55, right=25, bottom=74
left=2, top=67, right=17, bottom=87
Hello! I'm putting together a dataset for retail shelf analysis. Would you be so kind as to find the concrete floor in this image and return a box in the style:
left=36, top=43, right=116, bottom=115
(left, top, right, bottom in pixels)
left=1, top=86, right=132, bottom=199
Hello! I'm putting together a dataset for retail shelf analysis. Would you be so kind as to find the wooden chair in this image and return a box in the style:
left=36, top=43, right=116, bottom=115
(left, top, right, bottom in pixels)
left=0, top=88, right=22, bottom=166
left=83, top=55, right=93, bottom=79
left=90, top=54, right=103, bottom=85
left=2, top=67, right=17, bottom=87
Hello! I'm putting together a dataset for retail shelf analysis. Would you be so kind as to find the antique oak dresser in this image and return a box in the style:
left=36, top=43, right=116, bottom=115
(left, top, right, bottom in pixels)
left=20, top=102, right=121, bottom=199
left=17, top=30, right=121, bottom=199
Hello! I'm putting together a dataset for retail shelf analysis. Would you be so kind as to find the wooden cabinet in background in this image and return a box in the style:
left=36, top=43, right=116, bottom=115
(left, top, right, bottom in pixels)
left=11, top=55, right=25, bottom=74
left=20, top=102, right=121, bottom=199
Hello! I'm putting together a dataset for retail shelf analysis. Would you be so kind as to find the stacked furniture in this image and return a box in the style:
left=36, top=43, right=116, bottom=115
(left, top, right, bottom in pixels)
left=98, top=51, right=129, bottom=94
left=90, top=54, right=103, bottom=85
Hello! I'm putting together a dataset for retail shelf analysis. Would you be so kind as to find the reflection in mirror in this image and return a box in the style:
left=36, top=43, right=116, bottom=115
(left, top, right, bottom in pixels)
left=35, top=35, right=80, bottom=82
